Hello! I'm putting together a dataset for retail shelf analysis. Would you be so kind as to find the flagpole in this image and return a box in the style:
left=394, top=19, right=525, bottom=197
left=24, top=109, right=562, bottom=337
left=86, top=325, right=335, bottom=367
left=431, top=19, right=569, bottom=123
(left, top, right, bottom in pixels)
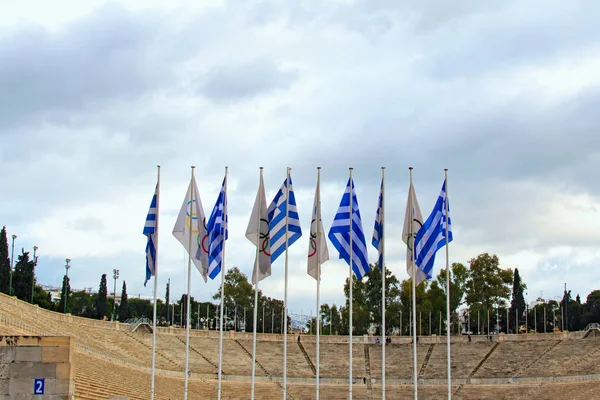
left=251, top=167, right=263, bottom=400
left=217, top=166, right=228, bottom=400
left=184, top=166, right=195, bottom=400
left=283, top=167, right=290, bottom=400
left=150, top=165, right=160, bottom=400
left=349, top=167, right=354, bottom=400
left=315, top=167, right=321, bottom=400
left=444, top=168, right=452, bottom=399
left=381, top=167, right=386, bottom=400
left=409, top=167, right=418, bottom=400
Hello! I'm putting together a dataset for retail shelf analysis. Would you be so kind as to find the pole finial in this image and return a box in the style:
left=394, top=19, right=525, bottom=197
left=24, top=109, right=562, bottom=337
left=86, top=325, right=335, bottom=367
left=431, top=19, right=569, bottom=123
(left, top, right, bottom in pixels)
left=444, top=168, right=448, bottom=172
left=409, top=166, right=413, bottom=171
left=349, top=167, right=354, bottom=170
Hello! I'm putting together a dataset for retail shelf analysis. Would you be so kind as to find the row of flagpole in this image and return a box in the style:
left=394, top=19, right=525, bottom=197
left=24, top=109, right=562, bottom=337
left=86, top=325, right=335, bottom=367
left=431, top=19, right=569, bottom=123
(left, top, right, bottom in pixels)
left=142, top=165, right=453, bottom=400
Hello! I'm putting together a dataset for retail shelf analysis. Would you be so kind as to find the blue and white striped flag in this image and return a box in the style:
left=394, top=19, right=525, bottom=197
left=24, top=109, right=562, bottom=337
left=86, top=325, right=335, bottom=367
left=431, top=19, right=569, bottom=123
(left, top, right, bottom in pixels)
left=414, top=179, right=453, bottom=280
left=143, top=184, right=158, bottom=287
left=371, top=178, right=384, bottom=270
left=328, top=178, right=370, bottom=280
left=267, top=175, right=302, bottom=263
left=207, top=176, right=228, bottom=280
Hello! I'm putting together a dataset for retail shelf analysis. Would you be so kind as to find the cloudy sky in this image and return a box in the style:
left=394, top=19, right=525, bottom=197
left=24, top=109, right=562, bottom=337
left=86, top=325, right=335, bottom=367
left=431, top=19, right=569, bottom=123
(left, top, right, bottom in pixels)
left=1, top=0, right=599, bottom=316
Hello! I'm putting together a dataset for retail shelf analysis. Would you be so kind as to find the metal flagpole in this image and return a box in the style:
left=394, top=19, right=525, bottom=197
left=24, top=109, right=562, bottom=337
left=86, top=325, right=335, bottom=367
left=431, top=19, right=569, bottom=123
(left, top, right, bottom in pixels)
left=444, top=168, right=451, bottom=399
left=409, top=167, right=418, bottom=400
left=381, top=167, right=386, bottom=400
left=251, top=167, right=263, bottom=400
left=283, top=167, right=291, bottom=400
left=349, top=167, right=354, bottom=399
left=316, top=167, right=322, bottom=400
left=150, top=165, right=160, bottom=400
left=184, top=166, right=195, bottom=400
left=217, top=167, right=228, bottom=400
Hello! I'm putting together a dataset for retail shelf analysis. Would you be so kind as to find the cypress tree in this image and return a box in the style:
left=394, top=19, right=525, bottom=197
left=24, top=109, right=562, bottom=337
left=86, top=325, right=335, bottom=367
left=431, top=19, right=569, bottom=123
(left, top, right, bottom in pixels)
left=0, top=227, right=10, bottom=294
left=510, top=268, right=526, bottom=332
left=118, top=281, right=130, bottom=322
left=95, top=274, right=109, bottom=320
left=59, top=275, right=71, bottom=313
left=12, top=250, right=34, bottom=302
left=164, top=281, right=170, bottom=324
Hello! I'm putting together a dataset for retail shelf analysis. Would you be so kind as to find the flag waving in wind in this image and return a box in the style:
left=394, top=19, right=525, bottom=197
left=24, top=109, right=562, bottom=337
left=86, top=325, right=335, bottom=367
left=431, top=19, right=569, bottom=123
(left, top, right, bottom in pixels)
left=372, top=178, right=384, bottom=270
left=143, top=184, right=158, bottom=286
left=268, top=175, right=302, bottom=263
left=207, top=176, right=228, bottom=280
left=307, top=173, right=329, bottom=279
left=402, top=180, right=427, bottom=285
left=173, top=178, right=209, bottom=281
left=414, top=179, right=453, bottom=281
left=328, top=177, right=370, bottom=280
left=246, top=171, right=271, bottom=284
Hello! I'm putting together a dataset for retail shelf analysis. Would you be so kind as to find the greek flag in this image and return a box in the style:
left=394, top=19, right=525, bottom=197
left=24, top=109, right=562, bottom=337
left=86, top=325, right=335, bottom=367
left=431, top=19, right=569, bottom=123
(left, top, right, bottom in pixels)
left=328, top=177, right=370, bottom=280
left=207, top=176, right=228, bottom=280
left=371, top=178, right=383, bottom=270
left=414, top=179, right=453, bottom=280
left=143, top=184, right=158, bottom=287
left=267, top=175, right=302, bottom=263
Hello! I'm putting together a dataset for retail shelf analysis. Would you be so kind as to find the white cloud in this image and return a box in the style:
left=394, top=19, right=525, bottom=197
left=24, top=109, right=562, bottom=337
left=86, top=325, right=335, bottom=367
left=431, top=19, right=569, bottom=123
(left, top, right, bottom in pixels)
left=1, top=0, right=600, bottom=314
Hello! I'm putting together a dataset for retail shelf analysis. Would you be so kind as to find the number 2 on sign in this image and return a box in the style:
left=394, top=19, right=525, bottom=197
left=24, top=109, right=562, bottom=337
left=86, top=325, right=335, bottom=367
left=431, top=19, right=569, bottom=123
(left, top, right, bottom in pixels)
left=34, top=378, right=45, bottom=394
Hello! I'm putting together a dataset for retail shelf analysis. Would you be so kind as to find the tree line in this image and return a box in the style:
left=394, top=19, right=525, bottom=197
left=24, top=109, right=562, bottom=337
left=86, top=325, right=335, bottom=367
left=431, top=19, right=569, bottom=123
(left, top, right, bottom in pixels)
left=1, top=225, right=598, bottom=333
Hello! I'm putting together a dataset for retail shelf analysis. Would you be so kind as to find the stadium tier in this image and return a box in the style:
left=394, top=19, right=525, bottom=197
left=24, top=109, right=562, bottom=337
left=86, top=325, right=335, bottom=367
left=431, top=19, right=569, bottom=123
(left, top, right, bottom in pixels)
left=1, top=293, right=599, bottom=399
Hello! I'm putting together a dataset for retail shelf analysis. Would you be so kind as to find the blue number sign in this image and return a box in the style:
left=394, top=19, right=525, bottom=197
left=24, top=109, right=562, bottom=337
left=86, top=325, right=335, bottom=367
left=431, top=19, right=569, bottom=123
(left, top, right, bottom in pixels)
left=34, top=378, right=45, bottom=394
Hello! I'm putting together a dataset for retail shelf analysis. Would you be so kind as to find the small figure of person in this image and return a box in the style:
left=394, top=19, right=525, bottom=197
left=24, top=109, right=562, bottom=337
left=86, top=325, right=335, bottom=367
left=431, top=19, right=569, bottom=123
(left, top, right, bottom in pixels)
left=375, top=337, right=380, bottom=344
left=468, top=334, right=472, bottom=344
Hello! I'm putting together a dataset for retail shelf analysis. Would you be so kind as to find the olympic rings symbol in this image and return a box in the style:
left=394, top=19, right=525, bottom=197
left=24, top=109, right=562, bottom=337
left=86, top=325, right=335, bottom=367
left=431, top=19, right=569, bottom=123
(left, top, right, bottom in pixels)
left=406, top=218, right=423, bottom=252
left=308, top=218, right=317, bottom=257
left=185, top=200, right=199, bottom=234
left=259, top=218, right=271, bottom=256
left=186, top=199, right=210, bottom=254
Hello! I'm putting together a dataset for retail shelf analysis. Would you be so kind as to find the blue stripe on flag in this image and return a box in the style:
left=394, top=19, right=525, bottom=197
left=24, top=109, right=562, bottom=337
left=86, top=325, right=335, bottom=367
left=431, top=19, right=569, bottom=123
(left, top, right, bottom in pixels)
left=414, top=179, right=453, bottom=280
left=372, top=179, right=383, bottom=270
left=143, top=186, right=158, bottom=286
left=207, top=177, right=228, bottom=280
left=268, top=175, right=302, bottom=263
left=328, top=178, right=370, bottom=280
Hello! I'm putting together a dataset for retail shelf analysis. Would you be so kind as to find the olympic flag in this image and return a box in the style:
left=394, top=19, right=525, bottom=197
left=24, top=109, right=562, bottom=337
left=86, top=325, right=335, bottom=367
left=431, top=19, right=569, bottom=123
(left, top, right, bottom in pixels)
left=246, top=169, right=271, bottom=285
left=173, top=176, right=209, bottom=282
left=402, top=179, right=426, bottom=286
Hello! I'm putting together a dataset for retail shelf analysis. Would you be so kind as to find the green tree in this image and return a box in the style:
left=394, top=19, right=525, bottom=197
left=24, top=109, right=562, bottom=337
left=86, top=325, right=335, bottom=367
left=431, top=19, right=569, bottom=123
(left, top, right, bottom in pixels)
left=342, top=275, right=370, bottom=335
left=129, top=298, right=154, bottom=319
left=95, top=274, right=109, bottom=320
left=364, top=265, right=402, bottom=335
left=118, top=281, right=130, bottom=322
left=399, top=279, right=428, bottom=335
left=164, top=281, right=170, bottom=324
left=213, top=267, right=267, bottom=333
left=465, top=253, right=513, bottom=334
left=436, top=262, right=470, bottom=332
left=213, top=267, right=254, bottom=310
left=582, top=290, right=600, bottom=326
left=509, top=268, right=526, bottom=333
left=426, top=281, right=446, bottom=335
left=12, top=250, right=35, bottom=302
left=71, top=290, right=94, bottom=317
left=32, top=285, right=53, bottom=310
left=59, top=275, right=71, bottom=314
left=0, top=227, right=10, bottom=294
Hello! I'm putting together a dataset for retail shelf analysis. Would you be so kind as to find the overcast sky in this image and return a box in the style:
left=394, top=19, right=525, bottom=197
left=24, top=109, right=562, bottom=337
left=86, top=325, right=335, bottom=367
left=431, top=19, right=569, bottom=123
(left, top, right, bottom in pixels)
left=1, top=0, right=599, bottom=316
